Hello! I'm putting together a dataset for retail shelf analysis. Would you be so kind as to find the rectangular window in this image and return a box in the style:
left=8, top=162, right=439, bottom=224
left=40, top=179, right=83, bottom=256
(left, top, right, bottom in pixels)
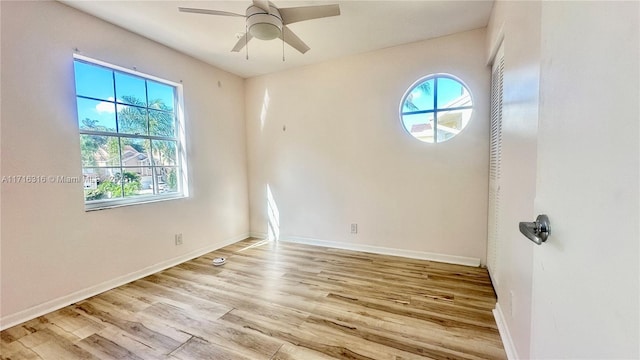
left=73, top=55, right=188, bottom=210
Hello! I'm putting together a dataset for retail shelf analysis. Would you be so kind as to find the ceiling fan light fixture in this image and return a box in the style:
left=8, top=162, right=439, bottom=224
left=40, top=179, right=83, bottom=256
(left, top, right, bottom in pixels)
left=249, top=22, right=281, bottom=40
left=179, top=1, right=341, bottom=54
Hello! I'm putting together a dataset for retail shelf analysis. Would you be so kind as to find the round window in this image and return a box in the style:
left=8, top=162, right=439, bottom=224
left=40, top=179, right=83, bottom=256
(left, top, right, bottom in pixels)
left=399, top=74, right=473, bottom=143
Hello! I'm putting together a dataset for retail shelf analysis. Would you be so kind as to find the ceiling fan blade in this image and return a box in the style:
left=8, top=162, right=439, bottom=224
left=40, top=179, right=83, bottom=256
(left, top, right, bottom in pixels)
left=178, top=7, right=245, bottom=17
left=231, top=33, right=253, bottom=52
left=252, top=0, right=271, bottom=14
left=280, top=4, right=340, bottom=25
left=280, top=26, right=310, bottom=54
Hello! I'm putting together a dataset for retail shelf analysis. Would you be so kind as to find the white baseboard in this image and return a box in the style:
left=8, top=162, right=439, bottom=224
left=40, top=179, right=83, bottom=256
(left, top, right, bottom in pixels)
left=249, top=232, right=267, bottom=239
left=0, top=233, right=248, bottom=331
left=253, top=234, right=480, bottom=267
left=493, top=302, right=519, bottom=360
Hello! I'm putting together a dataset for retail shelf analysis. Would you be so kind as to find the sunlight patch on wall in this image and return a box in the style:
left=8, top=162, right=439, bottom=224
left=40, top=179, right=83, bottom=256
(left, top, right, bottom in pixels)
left=267, top=184, right=280, bottom=241
left=260, top=89, right=270, bottom=132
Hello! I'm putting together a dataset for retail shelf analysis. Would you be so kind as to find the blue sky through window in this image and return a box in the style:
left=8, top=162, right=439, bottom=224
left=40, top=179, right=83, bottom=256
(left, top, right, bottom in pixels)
left=403, top=77, right=467, bottom=113
left=74, top=56, right=184, bottom=208
left=115, top=72, right=146, bottom=105
left=400, top=75, right=473, bottom=143
left=76, top=97, right=116, bottom=131
left=74, top=61, right=114, bottom=100
left=74, top=60, right=175, bottom=131
left=437, top=77, right=465, bottom=108
left=147, top=82, right=175, bottom=111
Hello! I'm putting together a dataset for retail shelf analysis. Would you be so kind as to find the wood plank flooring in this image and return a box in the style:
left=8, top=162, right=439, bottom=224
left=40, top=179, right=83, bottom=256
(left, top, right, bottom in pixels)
left=1, top=238, right=506, bottom=359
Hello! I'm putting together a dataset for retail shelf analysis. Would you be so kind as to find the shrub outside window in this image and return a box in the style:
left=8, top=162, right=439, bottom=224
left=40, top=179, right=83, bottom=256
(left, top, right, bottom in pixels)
left=400, top=74, right=473, bottom=143
left=73, top=55, right=187, bottom=210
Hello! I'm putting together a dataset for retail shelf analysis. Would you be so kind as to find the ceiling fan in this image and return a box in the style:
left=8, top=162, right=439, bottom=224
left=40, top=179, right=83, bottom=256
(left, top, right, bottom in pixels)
left=178, top=1, right=341, bottom=55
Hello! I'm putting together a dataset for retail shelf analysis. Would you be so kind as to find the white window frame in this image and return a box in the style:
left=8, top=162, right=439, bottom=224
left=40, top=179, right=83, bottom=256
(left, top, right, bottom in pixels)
left=74, top=54, right=189, bottom=211
left=399, top=73, right=474, bottom=143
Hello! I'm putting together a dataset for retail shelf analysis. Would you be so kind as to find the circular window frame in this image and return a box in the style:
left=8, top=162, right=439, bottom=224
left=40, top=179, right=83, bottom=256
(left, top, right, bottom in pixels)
left=399, top=73, right=474, bottom=143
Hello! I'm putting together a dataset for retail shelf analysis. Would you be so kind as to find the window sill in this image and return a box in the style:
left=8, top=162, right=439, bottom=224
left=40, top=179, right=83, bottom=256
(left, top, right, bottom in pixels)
left=85, top=193, right=187, bottom=212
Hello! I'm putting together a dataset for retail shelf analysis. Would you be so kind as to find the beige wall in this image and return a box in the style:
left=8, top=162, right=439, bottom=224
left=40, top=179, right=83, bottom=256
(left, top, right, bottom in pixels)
left=485, top=1, right=541, bottom=358
left=0, top=1, right=249, bottom=326
left=245, top=29, right=490, bottom=265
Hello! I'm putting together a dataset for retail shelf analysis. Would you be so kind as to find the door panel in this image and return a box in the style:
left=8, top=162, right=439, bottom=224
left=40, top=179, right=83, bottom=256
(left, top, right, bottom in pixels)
left=531, top=2, right=639, bottom=357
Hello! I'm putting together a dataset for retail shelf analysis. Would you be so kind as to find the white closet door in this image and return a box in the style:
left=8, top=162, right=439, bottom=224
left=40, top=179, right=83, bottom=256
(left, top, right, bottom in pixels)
left=487, top=43, right=504, bottom=285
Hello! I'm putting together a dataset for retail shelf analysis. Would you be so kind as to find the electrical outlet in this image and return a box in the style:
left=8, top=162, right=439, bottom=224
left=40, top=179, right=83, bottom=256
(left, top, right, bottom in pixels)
left=175, top=233, right=183, bottom=246
left=350, top=223, right=358, bottom=234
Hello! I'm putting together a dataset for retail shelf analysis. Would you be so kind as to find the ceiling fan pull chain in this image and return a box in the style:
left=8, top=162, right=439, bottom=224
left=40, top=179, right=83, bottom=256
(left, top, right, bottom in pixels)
left=246, top=24, right=249, bottom=60
left=282, top=31, right=285, bottom=62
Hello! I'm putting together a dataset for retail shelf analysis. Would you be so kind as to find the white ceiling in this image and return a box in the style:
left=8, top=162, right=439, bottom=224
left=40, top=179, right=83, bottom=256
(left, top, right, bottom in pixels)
left=59, top=0, right=494, bottom=78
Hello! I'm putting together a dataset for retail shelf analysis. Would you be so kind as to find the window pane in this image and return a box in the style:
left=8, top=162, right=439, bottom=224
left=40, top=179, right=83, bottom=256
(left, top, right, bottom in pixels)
left=75, top=57, right=186, bottom=209
left=401, top=113, right=434, bottom=143
left=115, top=72, right=147, bottom=106
left=399, top=74, right=473, bottom=144
left=437, top=77, right=471, bottom=109
left=436, top=108, right=473, bottom=142
left=77, top=98, right=117, bottom=132
left=147, top=81, right=175, bottom=111
left=156, top=167, right=179, bottom=194
left=152, top=140, right=177, bottom=166
left=121, top=168, right=151, bottom=198
left=139, top=172, right=154, bottom=193
left=117, top=105, right=147, bottom=135
left=74, top=61, right=114, bottom=100
left=80, top=135, right=120, bottom=167
left=402, top=79, right=434, bottom=112
left=83, top=167, right=123, bottom=201
left=149, top=109, right=175, bottom=137
left=120, top=138, right=150, bottom=167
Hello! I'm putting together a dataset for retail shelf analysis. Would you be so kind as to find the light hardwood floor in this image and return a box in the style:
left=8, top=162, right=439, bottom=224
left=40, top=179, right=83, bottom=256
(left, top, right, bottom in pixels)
left=1, top=238, right=506, bottom=359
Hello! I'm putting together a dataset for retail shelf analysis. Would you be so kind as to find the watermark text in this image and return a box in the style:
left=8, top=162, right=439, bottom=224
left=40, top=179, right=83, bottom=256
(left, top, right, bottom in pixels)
left=1, top=175, right=81, bottom=184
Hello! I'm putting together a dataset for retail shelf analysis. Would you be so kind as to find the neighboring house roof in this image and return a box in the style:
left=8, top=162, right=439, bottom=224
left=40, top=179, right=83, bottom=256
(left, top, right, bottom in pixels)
left=94, top=147, right=111, bottom=165
left=410, top=123, right=432, bottom=133
left=94, top=145, right=149, bottom=165
left=121, top=145, right=148, bottom=163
